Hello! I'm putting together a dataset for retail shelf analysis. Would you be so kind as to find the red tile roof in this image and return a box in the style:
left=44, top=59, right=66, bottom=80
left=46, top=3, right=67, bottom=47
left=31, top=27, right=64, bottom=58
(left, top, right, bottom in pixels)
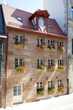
left=29, top=9, right=49, bottom=20
left=2, top=5, right=66, bottom=37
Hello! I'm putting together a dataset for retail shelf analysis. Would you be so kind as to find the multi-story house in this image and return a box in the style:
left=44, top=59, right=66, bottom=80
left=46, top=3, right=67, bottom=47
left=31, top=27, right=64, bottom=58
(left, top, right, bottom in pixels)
left=0, top=4, right=68, bottom=107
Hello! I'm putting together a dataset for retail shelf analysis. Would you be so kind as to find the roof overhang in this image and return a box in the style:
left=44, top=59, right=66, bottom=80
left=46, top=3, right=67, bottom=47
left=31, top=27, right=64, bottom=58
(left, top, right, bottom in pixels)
left=7, top=26, right=67, bottom=40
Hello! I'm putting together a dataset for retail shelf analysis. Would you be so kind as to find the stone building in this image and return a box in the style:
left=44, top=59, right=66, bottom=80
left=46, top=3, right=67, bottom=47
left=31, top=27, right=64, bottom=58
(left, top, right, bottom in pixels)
left=0, top=5, right=68, bottom=107
left=67, top=0, right=73, bottom=93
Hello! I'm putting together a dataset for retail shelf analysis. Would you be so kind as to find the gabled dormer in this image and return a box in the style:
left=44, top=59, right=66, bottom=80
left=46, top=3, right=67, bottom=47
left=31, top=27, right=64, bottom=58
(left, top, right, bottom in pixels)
left=29, top=10, right=49, bottom=33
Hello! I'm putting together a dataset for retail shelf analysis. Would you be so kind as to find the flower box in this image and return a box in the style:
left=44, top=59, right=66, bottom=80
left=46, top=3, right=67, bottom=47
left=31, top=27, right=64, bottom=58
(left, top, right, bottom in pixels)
left=16, top=66, right=24, bottom=73
left=47, top=67, right=55, bottom=72
left=57, top=66, right=64, bottom=72
left=14, top=44, right=24, bottom=48
left=48, top=87, right=54, bottom=94
left=57, top=47, right=64, bottom=52
left=37, top=88, right=44, bottom=95
left=57, top=87, right=64, bottom=93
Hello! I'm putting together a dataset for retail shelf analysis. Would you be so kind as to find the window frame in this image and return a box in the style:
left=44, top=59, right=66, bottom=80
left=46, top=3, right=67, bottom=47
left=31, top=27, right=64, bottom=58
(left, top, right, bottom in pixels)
left=15, top=58, right=24, bottom=68
left=14, top=35, right=25, bottom=45
left=13, top=85, right=21, bottom=96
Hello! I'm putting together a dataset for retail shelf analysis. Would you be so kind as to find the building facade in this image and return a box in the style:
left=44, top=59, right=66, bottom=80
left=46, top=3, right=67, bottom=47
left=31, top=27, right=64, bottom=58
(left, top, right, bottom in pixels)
left=0, top=5, right=68, bottom=107
left=67, top=0, right=73, bottom=93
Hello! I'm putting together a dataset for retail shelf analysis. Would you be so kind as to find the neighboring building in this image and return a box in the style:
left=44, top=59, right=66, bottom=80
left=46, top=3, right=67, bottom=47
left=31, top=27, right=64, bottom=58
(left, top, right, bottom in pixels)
left=43, top=0, right=67, bottom=33
left=67, top=0, right=73, bottom=93
left=0, top=5, right=7, bottom=107
left=0, top=5, right=68, bottom=107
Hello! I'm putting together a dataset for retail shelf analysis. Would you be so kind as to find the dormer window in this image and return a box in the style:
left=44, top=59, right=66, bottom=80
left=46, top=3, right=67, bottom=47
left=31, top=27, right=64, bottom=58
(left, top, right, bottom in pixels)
left=38, top=17, right=46, bottom=32
left=29, top=10, right=49, bottom=32
left=38, top=17, right=45, bottom=27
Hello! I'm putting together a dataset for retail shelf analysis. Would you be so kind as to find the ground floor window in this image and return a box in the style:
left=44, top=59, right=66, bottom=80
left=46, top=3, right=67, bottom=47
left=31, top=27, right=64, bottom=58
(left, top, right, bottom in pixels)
left=48, top=81, right=54, bottom=93
left=13, top=85, right=21, bottom=96
left=36, top=82, right=44, bottom=95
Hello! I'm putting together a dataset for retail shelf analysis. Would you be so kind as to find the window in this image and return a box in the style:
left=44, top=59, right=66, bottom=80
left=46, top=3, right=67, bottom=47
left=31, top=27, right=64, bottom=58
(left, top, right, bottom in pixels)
left=17, top=17, right=22, bottom=22
left=0, top=43, right=3, bottom=61
left=57, top=41, right=64, bottom=47
left=37, top=59, right=44, bottom=69
left=71, top=7, right=73, bottom=19
left=72, top=39, right=73, bottom=54
left=47, top=40, right=55, bottom=49
left=48, top=81, right=54, bottom=89
left=37, top=82, right=43, bottom=89
left=58, top=59, right=64, bottom=67
left=48, top=59, right=55, bottom=68
left=0, top=43, right=4, bottom=76
left=15, top=35, right=25, bottom=45
left=58, top=80, right=63, bottom=88
left=36, top=82, right=44, bottom=95
left=36, top=38, right=45, bottom=48
left=13, top=85, right=21, bottom=96
left=0, top=62, right=1, bottom=75
left=15, top=58, right=24, bottom=68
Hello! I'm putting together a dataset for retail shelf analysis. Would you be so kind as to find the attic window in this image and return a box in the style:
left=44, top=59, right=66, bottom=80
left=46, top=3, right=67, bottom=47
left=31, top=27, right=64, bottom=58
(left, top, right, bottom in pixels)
left=17, top=17, right=22, bottom=22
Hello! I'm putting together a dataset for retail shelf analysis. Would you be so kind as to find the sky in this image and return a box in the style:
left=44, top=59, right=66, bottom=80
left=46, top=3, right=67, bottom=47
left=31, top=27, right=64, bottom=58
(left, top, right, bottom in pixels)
left=3, top=0, right=43, bottom=12
left=0, top=0, right=66, bottom=32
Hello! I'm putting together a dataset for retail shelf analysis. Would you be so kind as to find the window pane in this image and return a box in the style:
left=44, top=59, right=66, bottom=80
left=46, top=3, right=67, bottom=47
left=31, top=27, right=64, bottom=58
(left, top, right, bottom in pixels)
left=20, top=59, right=23, bottom=66
left=18, top=86, right=21, bottom=95
left=15, top=59, right=19, bottom=68
left=15, top=35, right=19, bottom=44
left=13, top=86, right=21, bottom=96
left=13, top=87, right=17, bottom=96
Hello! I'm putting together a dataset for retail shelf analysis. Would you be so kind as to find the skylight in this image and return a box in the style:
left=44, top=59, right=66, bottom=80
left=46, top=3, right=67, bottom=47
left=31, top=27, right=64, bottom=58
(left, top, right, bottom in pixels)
left=17, top=17, right=23, bottom=22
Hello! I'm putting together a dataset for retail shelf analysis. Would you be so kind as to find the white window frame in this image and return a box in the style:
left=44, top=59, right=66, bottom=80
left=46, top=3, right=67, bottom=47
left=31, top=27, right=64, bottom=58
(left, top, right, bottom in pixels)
left=13, top=85, right=21, bottom=96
